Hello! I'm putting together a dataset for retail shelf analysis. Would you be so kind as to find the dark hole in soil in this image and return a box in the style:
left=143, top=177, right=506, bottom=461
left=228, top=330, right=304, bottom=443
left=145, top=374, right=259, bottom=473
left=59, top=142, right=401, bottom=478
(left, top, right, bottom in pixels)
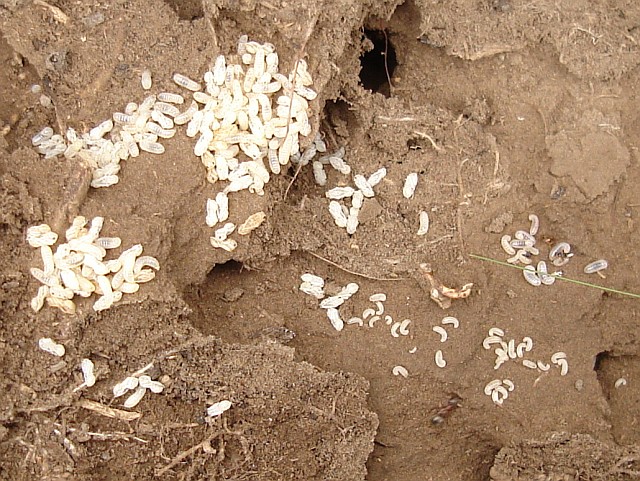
left=207, top=259, right=244, bottom=278
left=163, top=0, right=203, bottom=20
left=359, top=29, right=397, bottom=97
left=594, top=350, right=611, bottom=373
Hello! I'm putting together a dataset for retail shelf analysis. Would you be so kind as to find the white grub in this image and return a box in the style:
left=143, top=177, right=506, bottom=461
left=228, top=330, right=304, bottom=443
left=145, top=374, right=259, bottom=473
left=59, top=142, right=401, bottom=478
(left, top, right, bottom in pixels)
left=537, top=261, right=556, bottom=286
left=500, top=235, right=516, bottom=255
left=399, top=319, right=411, bottom=335
left=433, top=325, right=448, bottom=342
left=549, top=242, right=572, bottom=266
left=484, top=379, right=502, bottom=396
left=238, top=211, right=266, bottom=235
left=328, top=201, right=348, bottom=228
left=584, top=259, right=608, bottom=274
left=346, top=206, right=359, bottom=235
left=27, top=224, right=58, bottom=247
left=392, top=365, right=409, bottom=378
left=210, top=236, right=237, bottom=252
left=441, top=316, right=459, bottom=329
left=369, top=293, right=386, bottom=302
left=507, top=250, right=532, bottom=265
left=489, top=327, right=505, bottom=337
left=507, top=339, right=517, bottom=359
left=522, top=359, right=538, bottom=369
left=523, top=265, right=541, bottom=286
left=347, top=317, right=364, bottom=326
left=353, top=175, right=375, bottom=198
left=138, top=375, right=164, bottom=393
left=384, top=315, right=393, bottom=325
left=483, top=335, right=503, bottom=350
left=536, top=360, right=551, bottom=371
left=352, top=191, right=364, bottom=210
left=514, top=230, right=536, bottom=243
left=38, top=337, right=65, bottom=357
left=550, top=351, right=567, bottom=364
left=528, top=214, right=540, bottom=236
left=325, top=186, right=355, bottom=200
left=390, top=322, right=402, bottom=337
left=95, top=237, right=122, bottom=250
left=374, top=300, right=384, bottom=315
left=113, top=376, right=139, bottom=397
left=362, top=308, right=376, bottom=319
left=435, top=350, right=446, bottom=368
left=615, top=378, right=627, bottom=388
left=368, top=315, right=380, bottom=328
left=80, top=358, right=96, bottom=387
left=417, top=211, right=430, bottom=236
left=141, top=69, right=152, bottom=90
left=157, top=92, right=184, bottom=104
left=301, top=273, right=324, bottom=287
left=491, top=386, right=509, bottom=405
left=319, top=296, right=344, bottom=309
left=133, top=256, right=160, bottom=274
left=139, top=140, right=165, bottom=155
left=123, top=386, right=147, bottom=408
left=409, top=347, right=417, bottom=354
left=299, top=282, right=324, bottom=299
left=214, top=222, right=236, bottom=241
left=173, top=73, right=201, bottom=91
left=336, top=282, right=359, bottom=300
left=32, top=126, right=54, bottom=146
left=402, top=172, right=418, bottom=199
left=207, top=400, right=232, bottom=417
left=504, top=380, right=515, bottom=392
left=215, top=192, right=229, bottom=222
left=327, top=307, right=344, bottom=331
left=206, top=198, right=219, bottom=227
left=31, top=285, right=49, bottom=312
left=367, top=167, right=387, bottom=187
left=556, top=358, right=569, bottom=376
left=329, top=156, right=351, bottom=175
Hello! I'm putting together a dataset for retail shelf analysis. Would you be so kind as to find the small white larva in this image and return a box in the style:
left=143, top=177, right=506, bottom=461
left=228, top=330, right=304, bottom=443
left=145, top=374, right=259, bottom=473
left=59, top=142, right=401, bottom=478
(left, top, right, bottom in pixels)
left=113, top=376, right=139, bottom=397
left=362, top=308, right=376, bottom=319
left=81, top=358, right=96, bottom=387
left=550, top=351, right=567, bottom=363
left=138, top=375, right=164, bottom=393
left=367, top=167, right=387, bottom=187
left=206, top=198, right=219, bottom=227
left=615, top=378, right=627, bottom=388
left=157, top=92, right=184, bottom=104
left=399, top=319, right=411, bottom=335
left=417, top=211, right=430, bottom=236
left=435, top=350, right=446, bottom=368
left=528, top=214, right=540, bottom=236
left=584, top=259, right=608, bottom=274
left=432, top=326, right=448, bottom=342
left=141, top=69, right=152, bottom=90
left=484, top=379, right=502, bottom=396
left=392, top=365, right=409, bottom=378
left=488, top=327, right=505, bottom=337
left=215, top=192, right=229, bottom=222
left=368, top=315, right=381, bottom=327
left=374, top=300, right=384, bottom=315
left=402, top=172, right=418, bottom=199
left=173, top=73, right=201, bottom=91
left=326, top=307, right=344, bottom=331
left=523, top=265, right=541, bottom=286
left=549, top=242, right=572, bottom=266
left=522, top=359, right=538, bottom=369
left=38, top=337, right=65, bottom=357
left=390, top=322, right=402, bottom=337
left=301, top=273, right=324, bottom=287
left=214, top=222, right=235, bottom=241
left=346, top=207, right=359, bottom=234
left=441, top=316, right=459, bottom=329
left=537, top=361, right=551, bottom=371
left=369, top=293, right=386, bottom=302
left=312, top=161, right=327, bottom=186
left=556, top=359, right=569, bottom=376
left=207, top=399, right=232, bottom=417
left=328, top=201, right=348, bottom=228
left=353, top=175, right=375, bottom=198
left=500, top=235, right=516, bottom=255
left=123, top=386, right=147, bottom=408
left=138, top=140, right=165, bottom=155
left=482, top=335, right=503, bottom=350
left=503, top=379, right=515, bottom=392
left=325, top=186, right=355, bottom=200
left=346, top=317, right=364, bottom=326
left=507, top=339, right=517, bottom=359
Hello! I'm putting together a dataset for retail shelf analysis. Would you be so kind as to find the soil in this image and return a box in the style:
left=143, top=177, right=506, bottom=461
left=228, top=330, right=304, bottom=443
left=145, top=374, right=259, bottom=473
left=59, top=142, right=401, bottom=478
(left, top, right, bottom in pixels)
left=1, top=0, right=640, bottom=480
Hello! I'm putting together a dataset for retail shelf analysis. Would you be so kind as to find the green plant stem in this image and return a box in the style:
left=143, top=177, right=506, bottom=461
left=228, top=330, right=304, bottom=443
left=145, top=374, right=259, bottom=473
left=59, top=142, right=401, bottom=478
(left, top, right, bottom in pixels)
left=469, top=254, right=640, bottom=299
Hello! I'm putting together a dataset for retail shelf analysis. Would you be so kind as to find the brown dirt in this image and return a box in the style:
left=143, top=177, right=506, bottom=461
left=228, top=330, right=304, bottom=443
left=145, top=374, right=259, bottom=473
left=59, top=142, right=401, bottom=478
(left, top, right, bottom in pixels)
left=1, top=0, right=640, bottom=479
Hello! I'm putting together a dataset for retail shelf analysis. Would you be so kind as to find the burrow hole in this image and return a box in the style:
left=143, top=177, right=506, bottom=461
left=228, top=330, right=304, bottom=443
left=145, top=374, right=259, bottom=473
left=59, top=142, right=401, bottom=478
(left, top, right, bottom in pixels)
left=359, top=29, right=397, bottom=97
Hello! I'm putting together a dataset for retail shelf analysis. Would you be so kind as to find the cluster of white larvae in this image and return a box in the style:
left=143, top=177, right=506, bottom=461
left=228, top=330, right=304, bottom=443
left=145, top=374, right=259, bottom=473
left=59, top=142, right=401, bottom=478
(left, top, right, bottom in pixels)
left=431, top=316, right=460, bottom=368
left=482, top=327, right=569, bottom=406
left=27, top=216, right=159, bottom=314
left=500, top=214, right=609, bottom=287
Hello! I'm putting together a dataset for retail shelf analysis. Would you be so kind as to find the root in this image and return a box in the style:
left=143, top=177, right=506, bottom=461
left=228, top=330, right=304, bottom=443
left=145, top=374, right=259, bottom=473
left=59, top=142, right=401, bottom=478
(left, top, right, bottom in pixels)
left=306, top=251, right=407, bottom=281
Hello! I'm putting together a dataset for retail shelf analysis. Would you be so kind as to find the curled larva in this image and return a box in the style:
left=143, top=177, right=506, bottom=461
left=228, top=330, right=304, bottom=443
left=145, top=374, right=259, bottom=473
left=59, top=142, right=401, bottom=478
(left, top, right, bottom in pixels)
left=369, top=293, right=386, bottom=302
left=441, top=316, right=459, bottom=328
left=537, top=361, right=550, bottom=371
left=435, top=350, right=446, bottom=368
left=503, top=379, right=515, bottom=392
left=433, top=325, right=448, bottom=342
left=484, top=379, right=502, bottom=396
left=374, top=300, right=384, bottom=315
left=238, top=211, right=266, bottom=235
left=556, top=358, right=569, bottom=376
left=346, top=317, right=363, bottom=326
left=488, top=327, right=504, bottom=337
left=417, top=211, right=430, bottom=236
left=173, top=73, right=201, bottom=91
left=483, top=335, right=502, bottom=350
left=522, top=359, right=538, bottom=369
left=399, top=319, right=411, bottom=335
left=507, top=340, right=517, bottom=359
left=523, top=265, right=541, bottom=286
left=584, top=259, right=608, bottom=274
left=402, top=172, right=418, bottom=199
left=392, top=365, right=409, bottom=378
left=368, top=315, right=380, bottom=327
left=353, top=175, right=375, bottom=198
left=123, top=386, right=147, bottom=408
left=207, top=400, right=232, bottom=417
left=113, top=376, right=139, bottom=397
left=549, top=242, right=572, bottom=266
left=615, top=378, right=627, bottom=388
left=390, top=322, right=402, bottom=338
left=550, top=351, right=567, bottom=363
left=528, top=214, right=540, bottom=236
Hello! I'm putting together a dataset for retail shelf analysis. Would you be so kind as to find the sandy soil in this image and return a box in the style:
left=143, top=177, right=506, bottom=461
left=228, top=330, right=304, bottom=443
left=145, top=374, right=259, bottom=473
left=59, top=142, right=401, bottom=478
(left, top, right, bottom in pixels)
left=1, top=0, right=640, bottom=479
